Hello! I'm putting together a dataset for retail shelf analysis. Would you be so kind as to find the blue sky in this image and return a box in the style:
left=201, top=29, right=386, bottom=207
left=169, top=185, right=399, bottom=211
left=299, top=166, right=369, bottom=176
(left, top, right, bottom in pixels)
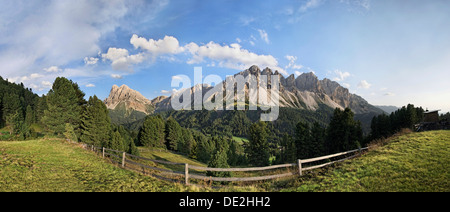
left=1, top=0, right=450, bottom=112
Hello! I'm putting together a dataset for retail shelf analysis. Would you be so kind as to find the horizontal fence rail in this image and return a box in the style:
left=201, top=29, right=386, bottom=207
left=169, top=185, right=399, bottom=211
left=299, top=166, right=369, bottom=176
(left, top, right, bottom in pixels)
left=80, top=142, right=368, bottom=185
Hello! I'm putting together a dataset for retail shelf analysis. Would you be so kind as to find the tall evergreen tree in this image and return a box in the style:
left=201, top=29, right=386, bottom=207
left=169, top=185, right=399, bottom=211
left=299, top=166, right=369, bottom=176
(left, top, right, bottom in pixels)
left=42, top=77, right=81, bottom=135
left=295, top=121, right=311, bottom=159
left=2, top=93, right=23, bottom=134
left=80, top=95, right=111, bottom=147
left=35, top=95, right=48, bottom=124
left=109, top=130, right=125, bottom=152
left=195, top=131, right=214, bottom=163
left=280, top=133, right=296, bottom=163
left=178, top=128, right=195, bottom=156
left=24, top=105, right=34, bottom=126
left=164, top=117, right=182, bottom=151
left=246, top=121, right=270, bottom=166
left=138, top=115, right=165, bottom=148
left=326, top=108, right=361, bottom=154
left=310, top=122, right=326, bottom=157
left=207, top=145, right=231, bottom=178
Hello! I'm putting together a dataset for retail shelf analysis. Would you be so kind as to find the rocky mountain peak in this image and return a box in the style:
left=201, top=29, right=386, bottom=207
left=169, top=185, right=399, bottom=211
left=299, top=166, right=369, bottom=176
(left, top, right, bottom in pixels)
left=295, top=72, right=321, bottom=92
left=104, top=84, right=152, bottom=114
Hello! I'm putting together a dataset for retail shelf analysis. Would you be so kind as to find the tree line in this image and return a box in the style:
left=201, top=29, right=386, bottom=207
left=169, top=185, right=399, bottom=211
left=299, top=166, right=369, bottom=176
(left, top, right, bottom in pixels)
left=369, top=104, right=424, bottom=140
left=137, top=107, right=365, bottom=170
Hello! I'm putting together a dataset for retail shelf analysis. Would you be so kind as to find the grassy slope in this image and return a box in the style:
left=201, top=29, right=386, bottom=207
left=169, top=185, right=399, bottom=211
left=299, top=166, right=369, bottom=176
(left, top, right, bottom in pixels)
left=280, top=130, right=450, bottom=192
left=0, top=138, right=194, bottom=192
left=2, top=130, right=448, bottom=192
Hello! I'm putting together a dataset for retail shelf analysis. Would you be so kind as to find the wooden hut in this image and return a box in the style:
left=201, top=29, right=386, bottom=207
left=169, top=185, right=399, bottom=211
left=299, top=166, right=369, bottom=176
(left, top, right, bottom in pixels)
left=423, top=110, right=440, bottom=123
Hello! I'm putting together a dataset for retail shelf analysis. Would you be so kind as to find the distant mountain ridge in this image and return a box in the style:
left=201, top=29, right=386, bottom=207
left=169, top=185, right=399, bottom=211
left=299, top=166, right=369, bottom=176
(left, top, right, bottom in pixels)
left=104, top=65, right=383, bottom=126
left=153, top=65, right=384, bottom=115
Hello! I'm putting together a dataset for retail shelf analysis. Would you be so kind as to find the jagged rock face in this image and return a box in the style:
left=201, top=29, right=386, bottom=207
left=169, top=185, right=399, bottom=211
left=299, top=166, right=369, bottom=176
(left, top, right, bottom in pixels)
left=295, top=72, right=322, bottom=92
left=106, top=66, right=383, bottom=116
left=104, top=84, right=153, bottom=114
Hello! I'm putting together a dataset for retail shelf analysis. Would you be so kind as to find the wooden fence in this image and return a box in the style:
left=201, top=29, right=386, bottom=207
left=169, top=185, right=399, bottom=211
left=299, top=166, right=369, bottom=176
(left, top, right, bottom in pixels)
left=81, top=143, right=368, bottom=185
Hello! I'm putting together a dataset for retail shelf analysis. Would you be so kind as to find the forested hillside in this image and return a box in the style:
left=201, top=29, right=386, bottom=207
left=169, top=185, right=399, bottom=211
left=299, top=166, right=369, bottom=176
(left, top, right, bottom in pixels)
left=0, top=76, right=42, bottom=140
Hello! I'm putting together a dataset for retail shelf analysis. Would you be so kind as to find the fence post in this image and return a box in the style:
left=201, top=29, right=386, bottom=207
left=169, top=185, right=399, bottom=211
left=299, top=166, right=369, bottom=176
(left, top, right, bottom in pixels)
left=102, top=147, right=105, bottom=158
left=122, top=152, right=126, bottom=168
left=298, top=159, right=302, bottom=176
left=185, top=163, right=189, bottom=185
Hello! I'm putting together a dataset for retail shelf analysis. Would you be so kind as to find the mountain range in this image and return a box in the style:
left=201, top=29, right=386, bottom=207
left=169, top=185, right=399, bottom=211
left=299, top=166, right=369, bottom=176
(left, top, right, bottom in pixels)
left=105, top=65, right=384, bottom=119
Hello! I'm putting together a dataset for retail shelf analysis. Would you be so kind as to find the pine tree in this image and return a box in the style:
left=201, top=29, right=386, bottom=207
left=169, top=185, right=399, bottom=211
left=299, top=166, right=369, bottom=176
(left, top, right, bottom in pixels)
left=246, top=121, right=270, bottom=167
left=295, top=121, right=311, bottom=159
left=326, top=108, right=361, bottom=154
left=310, top=122, right=325, bottom=157
left=2, top=93, right=23, bottom=131
left=138, top=115, right=165, bottom=148
left=35, top=95, right=48, bottom=124
left=110, top=130, right=125, bottom=152
left=227, top=140, right=239, bottom=166
left=128, top=139, right=139, bottom=156
left=207, top=147, right=231, bottom=178
left=10, top=110, right=24, bottom=136
left=24, top=105, right=34, bottom=126
left=195, top=131, right=214, bottom=163
left=42, top=77, right=81, bottom=135
left=80, top=95, right=111, bottom=147
left=164, top=117, right=182, bottom=151
left=281, top=133, right=296, bottom=163
left=178, top=128, right=195, bottom=156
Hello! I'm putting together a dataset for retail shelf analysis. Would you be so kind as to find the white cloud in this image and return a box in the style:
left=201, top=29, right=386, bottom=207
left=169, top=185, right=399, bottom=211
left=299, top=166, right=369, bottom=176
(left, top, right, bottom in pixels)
left=85, top=83, right=95, bottom=87
left=342, top=83, right=351, bottom=88
left=285, top=55, right=303, bottom=70
left=358, top=80, right=372, bottom=89
left=161, top=88, right=178, bottom=95
left=185, top=41, right=287, bottom=75
left=130, top=34, right=184, bottom=55
left=384, top=92, right=395, bottom=96
left=44, top=66, right=62, bottom=73
left=84, top=57, right=99, bottom=65
left=172, top=75, right=183, bottom=81
left=103, top=33, right=288, bottom=75
left=258, top=29, right=270, bottom=44
left=332, top=69, right=351, bottom=82
left=41, top=81, right=53, bottom=88
left=102, top=34, right=185, bottom=71
left=29, top=80, right=53, bottom=91
left=111, top=74, right=123, bottom=79
left=30, top=73, right=43, bottom=79
left=101, top=47, right=145, bottom=71
left=236, top=38, right=242, bottom=43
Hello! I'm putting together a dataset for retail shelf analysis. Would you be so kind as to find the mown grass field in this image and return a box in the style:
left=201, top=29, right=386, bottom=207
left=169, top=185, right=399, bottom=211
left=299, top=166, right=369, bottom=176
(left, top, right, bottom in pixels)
left=279, top=130, right=450, bottom=192
left=0, top=138, right=196, bottom=192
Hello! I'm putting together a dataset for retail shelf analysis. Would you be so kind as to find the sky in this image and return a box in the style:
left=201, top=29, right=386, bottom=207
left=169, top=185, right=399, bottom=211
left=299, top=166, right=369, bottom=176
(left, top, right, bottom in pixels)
left=1, top=0, right=450, bottom=112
